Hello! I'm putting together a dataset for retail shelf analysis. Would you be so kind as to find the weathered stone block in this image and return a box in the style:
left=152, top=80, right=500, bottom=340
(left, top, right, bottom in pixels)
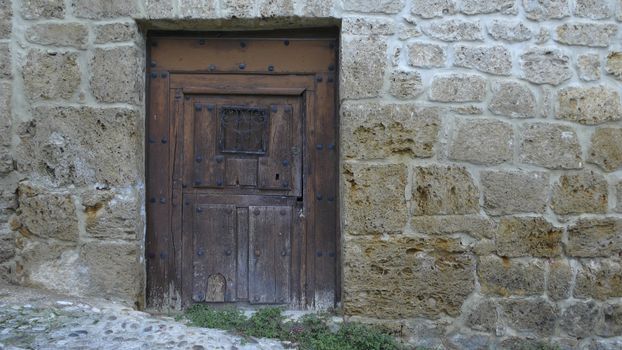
left=598, top=301, right=622, bottom=336
left=179, top=0, right=217, bottom=18
left=21, top=0, right=64, bottom=19
left=617, top=181, right=622, bottom=213
left=555, top=23, right=617, bottom=47
left=478, top=256, right=545, bottom=296
left=429, top=73, right=486, bottom=102
left=145, top=0, right=175, bottom=17
left=487, top=20, right=532, bottom=42
left=577, top=53, right=601, bottom=81
left=389, top=70, right=424, bottom=99
left=586, top=338, right=622, bottom=350
left=341, top=102, right=440, bottom=159
left=557, top=86, right=622, bottom=124
left=0, top=19, right=9, bottom=39
left=22, top=49, right=80, bottom=101
left=342, top=17, right=395, bottom=35
left=496, top=216, right=562, bottom=258
left=90, top=46, right=142, bottom=104
left=16, top=106, right=142, bottom=187
left=412, top=165, right=479, bottom=215
left=575, top=0, right=612, bottom=18
left=411, top=0, right=456, bottom=18
left=589, top=128, right=622, bottom=172
left=398, top=23, right=422, bottom=40
left=258, top=0, right=294, bottom=17
left=0, top=0, right=12, bottom=39
left=25, top=23, right=88, bottom=49
left=481, top=170, right=549, bottom=215
left=519, top=123, right=582, bottom=169
left=0, top=229, right=14, bottom=262
left=499, top=298, right=559, bottom=336
left=453, top=45, right=512, bottom=75
left=465, top=299, right=498, bottom=332
left=340, top=35, right=387, bottom=99
left=520, top=48, right=571, bottom=85
left=461, top=0, right=517, bottom=14
left=72, top=0, right=138, bottom=19
left=342, top=0, right=404, bottom=13
left=523, top=0, right=570, bottom=20
left=0, top=42, right=9, bottom=80
left=560, top=301, right=600, bottom=338
left=605, top=51, right=622, bottom=80
left=298, top=0, right=336, bottom=16
left=411, top=215, right=495, bottom=239
left=343, top=163, right=407, bottom=235
left=448, top=119, right=513, bottom=165
left=94, top=22, right=138, bottom=44
left=407, top=43, right=446, bottom=68
left=447, top=333, right=492, bottom=349
left=0, top=81, right=10, bottom=148
left=344, top=236, right=474, bottom=318
left=12, top=182, right=78, bottom=241
left=575, top=259, right=622, bottom=300
left=489, top=81, right=537, bottom=118
left=548, top=259, right=572, bottom=300
left=551, top=171, right=608, bottom=215
left=422, top=19, right=484, bottom=42
left=81, top=188, right=141, bottom=241
left=567, top=218, right=622, bottom=258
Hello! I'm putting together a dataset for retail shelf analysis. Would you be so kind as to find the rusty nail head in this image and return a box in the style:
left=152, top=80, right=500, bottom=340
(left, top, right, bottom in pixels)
left=271, top=105, right=278, bottom=112
left=216, top=180, right=223, bottom=186
left=195, top=103, right=202, bottom=111
left=185, top=201, right=190, bottom=205
left=281, top=250, right=287, bottom=256
left=150, top=72, right=157, bottom=78
left=199, top=39, right=206, bottom=45
left=215, top=155, right=224, bottom=163
left=328, top=63, right=335, bottom=71
left=161, top=138, right=167, bottom=144
left=197, top=249, right=203, bottom=256
left=160, top=252, right=166, bottom=259
left=316, top=251, right=323, bottom=257
left=282, top=159, right=289, bottom=166
left=195, top=180, right=202, bottom=185
left=281, top=181, right=289, bottom=188
left=253, top=209, right=261, bottom=215
left=207, top=104, right=214, bottom=111
left=208, top=64, right=216, bottom=71
left=316, top=144, right=323, bottom=150
left=239, top=63, right=245, bottom=70
left=160, top=72, right=168, bottom=78
left=328, top=143, right=335, bottom=150
left=316, top=192, right=323, bottom=200
left=148, top=136, right=155, bottom=144
left=284, top=40, right=290, bottom=46
left=225, top=250, right=232, bottom=256
left=280, top=209, right=287, bottom=216
left=150, top=197, right=156, bottom=203
left=268, top=65, right=274, bottom=71
left=197, top=206, right=203, bottom=212
left=240, top=41, right=246, bottom=48
left=159, top=197, right=166, bottom=204
left=328, top=76, right=334, bottom=83
left=195, top=156, right=202, bottom=162
left=150, top=61, right=156, bottom=67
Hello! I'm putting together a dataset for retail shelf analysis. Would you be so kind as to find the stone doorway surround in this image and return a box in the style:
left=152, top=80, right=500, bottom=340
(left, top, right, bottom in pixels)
left=1, top=0, right=622, bottom=348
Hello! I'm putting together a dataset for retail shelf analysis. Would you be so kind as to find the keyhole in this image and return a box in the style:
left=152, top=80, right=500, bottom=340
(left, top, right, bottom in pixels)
left=275, top=173, right=280, bottom=180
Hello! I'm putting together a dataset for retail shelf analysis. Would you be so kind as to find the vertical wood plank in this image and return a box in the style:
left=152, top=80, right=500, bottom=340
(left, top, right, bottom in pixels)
left=258, top=104, right=291, bottom=190
left=236, top=207, right=249, bottom=300
left=275, top=206, right=292, bottom=304
left=170, top=88, right=184, bottom=307
left=249, top=206, right=276, bottom=304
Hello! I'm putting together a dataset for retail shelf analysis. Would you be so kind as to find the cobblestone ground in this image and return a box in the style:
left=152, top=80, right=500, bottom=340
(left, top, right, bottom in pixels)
left=0, top=283, right=286, bottom=350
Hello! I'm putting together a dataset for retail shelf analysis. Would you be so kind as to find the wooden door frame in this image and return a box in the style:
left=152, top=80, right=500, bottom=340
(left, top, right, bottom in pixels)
left=145, top=29, right=340, bottom=310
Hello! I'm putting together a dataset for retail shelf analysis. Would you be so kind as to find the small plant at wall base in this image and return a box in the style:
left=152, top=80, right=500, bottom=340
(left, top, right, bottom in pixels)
left=183, top=305, right=402, bottom=350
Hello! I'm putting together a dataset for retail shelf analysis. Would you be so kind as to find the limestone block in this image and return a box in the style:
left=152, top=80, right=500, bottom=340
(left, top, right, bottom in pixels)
left=343, top=163, right=407, bottom=235
left=342, top=0, right=404, bottom=13
left=0, top=229, right=14, bottom=262
left=0, top=42, right=10, bottom=79
left=548, top=259, right=572, bottom=300
left=575, top=259, right=622, bottom=300
left=344, top=236, right=475, bottom=318
left=453, top=45, right=512, bottom=75
left=447, top=333, right=492, bottom=349
left=465, top=299, right=498, bottom=332
left=520, top=48, right=571, bottom=85
left=519, top=123, right=582, bottom=169
left=81, top=188, right=141, bottom=241
left=341, top=102, right=440, bottom=159
left=589, top=128, right=622, bottom=172
left=90, top=46, right=142, bottom=104
left=481, top=170, right=549, bottom=215
left=448, top=118, right=513, bottom=165
left=586, top=338, right=622, bottom=350
left=489, top=81, right=537, bottom=118
left=429, top=73, right=486, bottom=102
left=451, top=105, right=483, bottom=115
left=0, top=0, right=11, bottom=39
left=398, top=23, right=422, bottom=40
left=560, top=301, right=600, bottom=338
left=487, top=20, right=532, bottom=42
left=422, top=19, right=484, bottom=42
left=12, top=182, right=78, bottom=241
left=0, top=82, right=10, bottom=174
left=551, top=171, right=608, bottom=215
left=496, top=216, right=562, bottom=258
left=411, top=165, right=479, bottom=215
left=411, top=215, right=496, bottom=239
left=575, top=0, right=612, bottom=18
left=566, top=218, right=622, bottom=258
left=461, top=0, right=517, bottom=14
left=298, top=0, right=336, bottom=16
left=617, top=181, right=622, bottom=213
left=523, top=0, right=570, bottom=20
left=605, top=51, right=622, bottom=80
left=22, top=49, right=80, bottom=101
left=258, top=0, right=294, bottom=17
left=146, top=0, right=175, bottom=18
left=598, top=302, right=622, bottom=337
left=72, top=0, right=138, bottom=19
left=25, top=23, right=88, bottom=49
left=16, top=106, right=142, bottom=187
left=555, top=23, right=617, bottom=47
left=499, top=298, right=559, bottom=336
left=0, top=19, right=9, bottom=39
left=21, top=0, right=64, bottom=19
left=410, top=0, right=456, bottom=18
left=407, top=43, right=446, bottom=68
left=94, top=22, right=138, bottom=44
left=577, top=53, right=601, bottom=81
left=389, top=70, right=424, bottom=99
left=340, top=35, right=387, bottom=99
left=478, top=255, right=545, bottom=296
left=342, top=17, right=395, bottom=35
left=557, top=86, right=622, bottom=125
left=179, top=0, right=217, bottom=18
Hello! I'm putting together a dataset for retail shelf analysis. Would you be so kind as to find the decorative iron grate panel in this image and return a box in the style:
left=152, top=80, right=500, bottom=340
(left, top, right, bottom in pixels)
left=219, top=106, right=269, bottom=155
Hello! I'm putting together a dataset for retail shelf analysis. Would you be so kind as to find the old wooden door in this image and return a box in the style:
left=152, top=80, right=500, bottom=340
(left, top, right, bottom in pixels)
left=146, top=30, right=339, bottom=310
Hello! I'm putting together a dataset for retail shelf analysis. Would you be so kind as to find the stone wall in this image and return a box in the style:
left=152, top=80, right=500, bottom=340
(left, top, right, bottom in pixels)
left=0, top=0, right=621, bottom=348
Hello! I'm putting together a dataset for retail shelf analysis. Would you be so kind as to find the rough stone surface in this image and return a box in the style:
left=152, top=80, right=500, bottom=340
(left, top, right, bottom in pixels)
left=478, top=255, right=545, bottom=296
left=548, top=259, right=572, bottom=300
left=519, top=123, right=583, bottom=169
left=489, top=81, right=537, bottom=118
left=410, top=215, right=496, bottom=239
left=20, top=0, right=64, bottom=19
left=523, top=0, right=570, bottom=20
left=341, top=102, right=440, bottom=159
left=25, top=23, right=88, bottom=49
left=146, top=0, right=175, bottom=17
left=94, top=22, right=138, bottom=44
left=342, top=17, right=395, bottom=35
left=617, top=181, right=622, bottom=213
left=342, top=0, right=404, bottom=13
left=422, top=19, right=484, bottom=42
left=487, top=20, right=532, bottom=42
left=22, top=50, right=81, bottom=101
left=343, top=163, right=407, bottom=235
left=575, top=0, right=613, bottom=18
left=90, top=46, right=142, bottom=104
left=465, top=299, right=498, bottom=332
left=481, top=170, right=549, bottom=215
left=555, top=23, right=617, bottom=47
left=605, top=51, right=622, bottom=80
left=496, top=216, right=562, bottom=258
left=81, top=189, right=141, bottom=241
left=551, top=171, right=608, bottom=215
left=389, top=70, right=424, bottom=99
left=411, top=165, right=480, bottom=215
left=448, top=118, right=513, bottom=165
left=520, top=48, right=572, bottom=85
left=0, top=0, right=11, bottom=39
left=453, top=45, right=512, bottom=75
left=341, top=35, right=387, bottom=99
left=411, top=0, right=456, bottom=18
left=462, top=0, right=517, bottom=14
left=179, top=0, right=217, bottom=18
left=429, top=73, right=486, bottom=102
left=566, top=218, right=622, bottom=257
left=71, top=0, right=138, bottom=19
left=407, top=43, right=446, bottom=68
left=560, top=301, right=600, bottom=338
left=599, top=301, right=622, bottom=336
left=557, top=86, right=622, bottom=125
left=0, top=42, right=9, bottom=79
left=577, top=53, right=602, bottom=81
left=500, top=298, right=559, bottom=336
left=575, top=259, right=622, bottom=300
